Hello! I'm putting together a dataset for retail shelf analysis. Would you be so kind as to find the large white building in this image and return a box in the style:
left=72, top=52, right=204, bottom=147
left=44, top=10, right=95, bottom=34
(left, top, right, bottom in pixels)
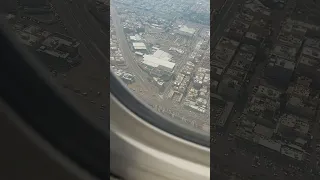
left=141, top=50, right=175, bottom=77
left=132, top=42, right=147, bottom=51
left=176, top=25, right=197, bottom=37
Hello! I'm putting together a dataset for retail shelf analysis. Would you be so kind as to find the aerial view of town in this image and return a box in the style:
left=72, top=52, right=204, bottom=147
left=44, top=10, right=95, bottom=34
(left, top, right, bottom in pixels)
left=211, top=0, right=320, bottom=179
left=109, top=0, right=210, bottom=132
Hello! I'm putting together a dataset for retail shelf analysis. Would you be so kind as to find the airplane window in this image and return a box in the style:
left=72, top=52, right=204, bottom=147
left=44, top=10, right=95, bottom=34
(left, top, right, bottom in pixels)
left=0, top=0, right=208, bottom=154
left=109, top=0, right=210, bottom=144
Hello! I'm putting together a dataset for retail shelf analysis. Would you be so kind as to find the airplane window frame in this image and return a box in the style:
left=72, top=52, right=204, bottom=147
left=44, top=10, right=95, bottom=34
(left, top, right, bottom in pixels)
left=110, top=71, right=210, bottom=148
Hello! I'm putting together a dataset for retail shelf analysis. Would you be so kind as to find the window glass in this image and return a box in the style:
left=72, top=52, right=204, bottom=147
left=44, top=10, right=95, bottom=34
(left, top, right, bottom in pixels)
left=109, top=0, right=210, bottom=134
left=0, top=0, right=209, bottom=137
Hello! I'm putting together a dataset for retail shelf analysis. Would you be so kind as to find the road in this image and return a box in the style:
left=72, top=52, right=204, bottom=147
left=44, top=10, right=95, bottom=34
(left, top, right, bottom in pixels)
left=110, top=6, right=153, bottom=92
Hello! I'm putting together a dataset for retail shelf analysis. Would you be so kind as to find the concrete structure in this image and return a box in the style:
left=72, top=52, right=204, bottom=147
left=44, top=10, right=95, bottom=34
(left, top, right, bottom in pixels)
left=37, top=33, right=80, bottom=59
left=212, top=37, right=239, bottom=70
left=264, top=55, right=295, bottom=86
left=212, top=94, right=234, bottom=128
left=245, top=96, right=280, bottom=128
left=217, top=76, right=243, bottom=100
left=132, top=42, right=147, bottom=51
left=231, top=50, right=255, bottom=71
left=277, top=114, right=310, bottom=138
left=286, top=96, right=317, bottom=119
left=278, top=32, right=303, bottom=48
left=129, top=34, right=142, bottom=41
left=141, top=49, right=175, bottom=77
left=177, top=25, right=196, bottom=37
left=254, top=85, right=281, bottom=100
left=271, top=44, right=297, bottom=62
left=226, top=19, right=250, bottom=41
left=295, top=39, right=320, bottom=87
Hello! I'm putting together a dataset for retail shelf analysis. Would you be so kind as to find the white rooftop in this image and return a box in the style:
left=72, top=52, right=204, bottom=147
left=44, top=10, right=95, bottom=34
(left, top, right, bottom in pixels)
left=129, top=34, right=142, bottom=41
left=152, top=50, right=172, bottom=61
left=142, top=55, right=175, bottom=70
left=179, top=25, right=196, bottom=35
left=133, top=42, right=147, bottom=50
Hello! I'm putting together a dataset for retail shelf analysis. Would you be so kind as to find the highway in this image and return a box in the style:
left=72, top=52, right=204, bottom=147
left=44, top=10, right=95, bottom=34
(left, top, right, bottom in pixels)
left=110, top=6, right=153, bottom=92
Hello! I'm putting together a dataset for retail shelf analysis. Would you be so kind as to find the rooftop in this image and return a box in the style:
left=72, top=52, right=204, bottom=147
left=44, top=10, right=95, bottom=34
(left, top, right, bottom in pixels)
left=142, top=55, right=175, bottom=70
left=298, top=55, right=320, bottom=67
left=254, top=124, right=274, bottom=138
left=301, top=47, right=320, bottom=60
left=142, top=49, right=174, bottom=70
left=268, top=55, right=295, bottom=70
left=152, top=50, right=172, bottom=61
left=272, top=44, right=297, bottom=61
left=255, top=85, right=281, bottom=100
left=133, top=42, right=147, bottom=50
left=178, top=25, right=196, bottom=35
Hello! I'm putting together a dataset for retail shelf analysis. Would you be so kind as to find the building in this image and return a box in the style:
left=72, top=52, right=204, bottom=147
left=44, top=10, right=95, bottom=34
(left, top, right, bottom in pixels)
left=254, top=85, right=281, bottom=100
left=281, top=19, right=307, bottom=36
left=278, top=32, right=303, bottom=48
left=212, top=94, right=234, bottom=128
left=264, top=55, right=295, bottom=86
left=295, top=38, right=320, bottom=87
left=111, top=67, right=135, bottom=84
left=212, top=37, right=239, bottom=70
left=36, top=33, right=81, bottom=70
left=226, top=19, right=250, bottom=41
left=230, top=50, right=255, bottom=71
left=176, top=25, right=197, bottom=37
left=184, top=88, right=208, bottom=113
left=132, top=42, right=147, bottom=52
left=271, top=44, right=297, bottom=62
left=217, top=68, right=247, bottom=100
left=296, top=55, right=320, bottom=88
left=243, top=31, right=262, bottom=46
left=141, top=50, right=175, bottom=78
left=277, top=113, right=310, bottom=138
left=193, top=67, right=209, bottom=89
left=224, top=68, right=247, bottom=82
left=217, top=76, right=243, bottom=100
left=173, top=75, right=190, bottom=94
left=286, top=96, right=317, bottom=119
left=235, top=128, right=307, bottom=162
left=168, top=90, right=184, bottom=103
left=245, top=96, right=280, bottom=128
left=287, top=78, right=312, bottom=100
left=212, top=66, right=224, bottom=81
left=253, top=124, right=274, bottom=138
left=129, top=34, right=142, bottom=41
